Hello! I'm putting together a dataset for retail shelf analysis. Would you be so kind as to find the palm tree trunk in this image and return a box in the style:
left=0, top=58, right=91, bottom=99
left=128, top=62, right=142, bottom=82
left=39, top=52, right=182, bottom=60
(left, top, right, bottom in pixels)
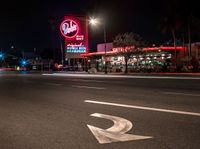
left=172, top=29, right=177, bottom=70
left=188, top=23, right=191, bottom=64
left=125, top=56, right=128, bottom=74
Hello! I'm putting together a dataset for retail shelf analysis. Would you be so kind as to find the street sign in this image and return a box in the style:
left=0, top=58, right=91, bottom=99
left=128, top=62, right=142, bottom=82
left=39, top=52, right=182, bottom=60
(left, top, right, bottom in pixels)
left=87, top=113, right=152, bottom=144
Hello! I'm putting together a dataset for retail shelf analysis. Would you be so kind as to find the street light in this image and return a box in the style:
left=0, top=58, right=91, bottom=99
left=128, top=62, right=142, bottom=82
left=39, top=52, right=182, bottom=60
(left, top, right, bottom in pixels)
left=90, top=18, right=99, bottom=26
left=0, top=52, right=4, bottom=60
left=89, top=18, right=108, bottom=74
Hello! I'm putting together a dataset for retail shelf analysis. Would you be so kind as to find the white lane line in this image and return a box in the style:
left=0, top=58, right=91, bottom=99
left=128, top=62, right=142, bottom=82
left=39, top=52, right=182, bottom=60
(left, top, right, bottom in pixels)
left=161, top=92, right=200, bottom=97
left=81, top=80, right=109, bottom=83
left=82, top=80, right=108, bottom=83
left=72, top=85, right=106, bottom=90
left=67, top=79, right=108, bottom=83
left=84, top=100, right=200, bottom=117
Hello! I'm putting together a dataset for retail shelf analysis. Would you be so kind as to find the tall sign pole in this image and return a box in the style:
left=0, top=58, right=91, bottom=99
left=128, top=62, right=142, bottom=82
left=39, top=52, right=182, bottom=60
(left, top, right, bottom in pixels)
left=104, top=21, right=108, bottom=74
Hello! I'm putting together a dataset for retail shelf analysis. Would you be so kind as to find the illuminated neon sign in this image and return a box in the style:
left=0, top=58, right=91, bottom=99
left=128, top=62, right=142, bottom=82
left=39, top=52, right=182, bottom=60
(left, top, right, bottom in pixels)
left=60, top=16, right=89, bottom=55
left=66, top=42, right=86, bottom=53
left=60, top=19, right=79, bottom=38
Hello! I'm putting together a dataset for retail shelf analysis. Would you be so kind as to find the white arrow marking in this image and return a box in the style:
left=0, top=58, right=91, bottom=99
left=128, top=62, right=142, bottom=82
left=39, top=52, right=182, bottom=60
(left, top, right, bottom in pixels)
left=87, top=113, right=152, bottom=144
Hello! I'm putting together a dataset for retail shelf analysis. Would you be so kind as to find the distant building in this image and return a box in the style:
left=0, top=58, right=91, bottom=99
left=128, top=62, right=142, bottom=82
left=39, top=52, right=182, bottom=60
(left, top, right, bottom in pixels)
left=97, top=43, right=113, bottom=52
left=191, top=42, right=200, bottom=60
left=23, top=51, right=41, bottom=70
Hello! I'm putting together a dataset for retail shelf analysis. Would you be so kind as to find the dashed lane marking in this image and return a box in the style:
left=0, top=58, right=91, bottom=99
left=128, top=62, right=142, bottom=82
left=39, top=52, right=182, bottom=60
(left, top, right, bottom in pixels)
left=72, top=85, right=106, bottom=90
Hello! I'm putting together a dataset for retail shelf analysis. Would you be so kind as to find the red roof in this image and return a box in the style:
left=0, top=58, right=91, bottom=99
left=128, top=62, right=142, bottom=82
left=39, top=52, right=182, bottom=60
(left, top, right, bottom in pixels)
left=143, top=46, right=186, bottom=51
left=82, top=46, right=186, bottom=57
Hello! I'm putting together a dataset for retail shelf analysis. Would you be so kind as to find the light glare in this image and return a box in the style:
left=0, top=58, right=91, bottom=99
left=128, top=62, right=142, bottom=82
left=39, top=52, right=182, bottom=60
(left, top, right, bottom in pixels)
left=90, top=18, right=99, bottom=26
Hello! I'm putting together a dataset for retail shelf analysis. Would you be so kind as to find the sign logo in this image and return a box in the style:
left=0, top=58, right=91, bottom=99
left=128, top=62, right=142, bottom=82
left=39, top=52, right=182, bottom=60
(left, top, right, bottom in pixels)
left=60, top=19, right=79, bottom=38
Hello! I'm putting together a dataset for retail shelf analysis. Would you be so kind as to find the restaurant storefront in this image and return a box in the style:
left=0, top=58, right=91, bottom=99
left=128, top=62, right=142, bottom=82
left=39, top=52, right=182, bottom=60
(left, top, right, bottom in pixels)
left=82, top=46, right=186, bottom=72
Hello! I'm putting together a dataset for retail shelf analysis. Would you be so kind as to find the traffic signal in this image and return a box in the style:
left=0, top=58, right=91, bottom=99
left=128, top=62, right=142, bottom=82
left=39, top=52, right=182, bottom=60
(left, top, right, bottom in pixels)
left=0, top=53, right=4, bottom=60
left=20, top=59, right=28, bottom=66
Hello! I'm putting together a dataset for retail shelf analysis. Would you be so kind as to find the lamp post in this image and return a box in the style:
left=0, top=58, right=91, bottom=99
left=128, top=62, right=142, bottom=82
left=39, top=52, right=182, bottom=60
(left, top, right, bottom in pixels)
left=59, top=34, right=64, bottom=67
left=89, top=18, right=108, bottom=74
left=103, top=21, right=108, bottom=74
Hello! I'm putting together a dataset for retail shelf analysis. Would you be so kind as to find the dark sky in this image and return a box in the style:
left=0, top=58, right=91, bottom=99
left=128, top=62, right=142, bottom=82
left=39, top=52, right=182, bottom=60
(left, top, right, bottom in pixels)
left=0, top=0, right=199, bottom=51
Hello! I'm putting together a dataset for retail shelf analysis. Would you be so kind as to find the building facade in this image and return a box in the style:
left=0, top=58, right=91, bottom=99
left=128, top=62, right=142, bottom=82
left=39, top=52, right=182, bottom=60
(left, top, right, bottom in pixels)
left=83, top=43, right=200, bottom=72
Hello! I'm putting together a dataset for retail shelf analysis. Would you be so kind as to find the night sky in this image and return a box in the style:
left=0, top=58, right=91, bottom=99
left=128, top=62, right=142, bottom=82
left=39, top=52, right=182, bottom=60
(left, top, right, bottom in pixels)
left=0, top=0, right=199, bottom=51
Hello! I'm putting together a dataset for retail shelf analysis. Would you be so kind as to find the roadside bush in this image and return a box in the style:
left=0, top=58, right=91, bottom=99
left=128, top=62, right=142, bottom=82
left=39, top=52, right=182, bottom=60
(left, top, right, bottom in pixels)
left=88, top=67, right=97, bottom=74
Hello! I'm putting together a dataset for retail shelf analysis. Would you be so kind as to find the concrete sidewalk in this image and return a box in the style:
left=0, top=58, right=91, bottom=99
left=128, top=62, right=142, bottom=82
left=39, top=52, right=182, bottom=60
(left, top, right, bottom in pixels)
left=42, top=71, right=200, bottom=80
left=50, top=71, right=200, bottom=77
left=5, top=69, right=198, bottom=78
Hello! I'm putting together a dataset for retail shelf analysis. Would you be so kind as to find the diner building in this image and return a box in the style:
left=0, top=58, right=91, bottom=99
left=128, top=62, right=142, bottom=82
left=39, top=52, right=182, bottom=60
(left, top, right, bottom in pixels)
left=82, top=42, right=200, bottom=72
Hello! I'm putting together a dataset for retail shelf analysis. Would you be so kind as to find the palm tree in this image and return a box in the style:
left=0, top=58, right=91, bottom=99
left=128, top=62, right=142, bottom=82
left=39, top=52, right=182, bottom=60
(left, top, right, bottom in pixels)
left=160, top=13, right=182, bottom=69
left=183, top=15, right=200, bottom=57
left=161, top=1, right=200, bottom=69
left=113, top=32, right=145, bottom=74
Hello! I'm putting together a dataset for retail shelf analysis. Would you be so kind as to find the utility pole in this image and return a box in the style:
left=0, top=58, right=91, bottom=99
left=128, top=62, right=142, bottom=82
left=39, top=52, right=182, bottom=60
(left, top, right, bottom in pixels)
left=104, top=21, right=108, bottom=74
left=60, top=35, right=64, bottom=67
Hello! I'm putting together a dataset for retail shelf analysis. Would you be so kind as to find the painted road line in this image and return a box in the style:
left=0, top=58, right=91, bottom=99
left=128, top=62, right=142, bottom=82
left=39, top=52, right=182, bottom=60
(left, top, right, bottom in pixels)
left=43, top=73, right=200, bottom=80
left=161, top=92, right=200, bottom=97
left=88, top=113, right=152, bottom=144
left=79, top=80, right=109, bottom=83
left=68, top=79, right=109, bottom=83
left=78, top=79, right=123, bottom=84
left=72, top=85, right=106, bottom=90
left=84, top=100, right=200, bottom=117
left=64, top=79, right=123, bottom=84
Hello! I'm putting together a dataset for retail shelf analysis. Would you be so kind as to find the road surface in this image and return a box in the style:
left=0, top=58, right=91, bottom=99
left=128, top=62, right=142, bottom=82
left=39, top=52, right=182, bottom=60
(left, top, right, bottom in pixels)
left=0, top=71, right=200, bottom=149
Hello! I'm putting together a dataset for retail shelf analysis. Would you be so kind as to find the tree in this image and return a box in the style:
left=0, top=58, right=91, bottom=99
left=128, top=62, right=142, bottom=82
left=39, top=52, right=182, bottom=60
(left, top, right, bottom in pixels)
left=160, top=1, right=200, bottom=69
left=113, top=32, right=145, bottom=74
left=160, top=13, right=182, bottom=69
left=182, top=15, right=200, bottom=58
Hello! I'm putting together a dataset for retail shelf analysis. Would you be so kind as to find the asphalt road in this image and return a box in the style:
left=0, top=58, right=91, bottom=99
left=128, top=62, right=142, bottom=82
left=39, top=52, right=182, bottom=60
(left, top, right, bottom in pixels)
left=0, top=71, right=200, bottom=149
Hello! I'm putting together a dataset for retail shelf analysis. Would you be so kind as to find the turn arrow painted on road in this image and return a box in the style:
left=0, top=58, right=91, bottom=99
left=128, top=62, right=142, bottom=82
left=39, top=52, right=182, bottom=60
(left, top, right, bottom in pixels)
left=87, top=113, right=153, bottom=144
